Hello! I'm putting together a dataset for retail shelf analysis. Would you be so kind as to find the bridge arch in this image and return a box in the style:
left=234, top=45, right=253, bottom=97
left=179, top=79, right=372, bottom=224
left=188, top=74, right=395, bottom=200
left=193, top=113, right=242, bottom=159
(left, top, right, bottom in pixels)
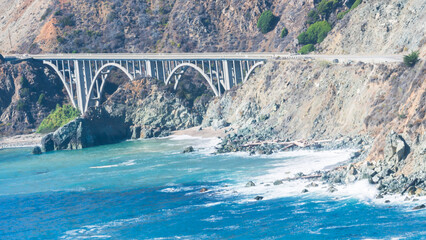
left=243, top=61, right=265, bottom=83
left=165, top=63, right=219, bottom=97
left=84, top=63, right=134, bottom=112
left=43, top=61, right=77, bottom=108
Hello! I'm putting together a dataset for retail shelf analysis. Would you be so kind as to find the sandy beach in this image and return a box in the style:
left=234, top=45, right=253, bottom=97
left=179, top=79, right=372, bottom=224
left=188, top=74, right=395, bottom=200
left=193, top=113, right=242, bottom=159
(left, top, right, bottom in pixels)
left=172, top=126, right=229, bottom=139
left=0, top=133, right=43, bottom=150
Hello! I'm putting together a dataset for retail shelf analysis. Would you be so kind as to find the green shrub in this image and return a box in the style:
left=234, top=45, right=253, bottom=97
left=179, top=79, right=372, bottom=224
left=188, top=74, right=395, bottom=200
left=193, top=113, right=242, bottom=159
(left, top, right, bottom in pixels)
left=16, top=100, right=26, bottom=112
left=298, top=44, right=315, bottom=54
left=280, top=27, right=289, bottom=38
left=403, top=51, right=419, bottom=67
left=58, top=14, right=75, bottom=27
left=317, top=0, right=340, bottom=19
left=337, top=10, right=349, bottom=19
left=19, top=88, right=30, bottom=98
left=36, top=105, right=80, bottom=133
left=37, top=93, right=45, bottom=105
left=297, top=21, right=331, bottom=45
left=257, top=10, right=279, bottom=34
left=40, top=8, right=52, bottom=21
left=350, top=0, right=362, bottom=10
left=306, top=10, right=320, bottom=25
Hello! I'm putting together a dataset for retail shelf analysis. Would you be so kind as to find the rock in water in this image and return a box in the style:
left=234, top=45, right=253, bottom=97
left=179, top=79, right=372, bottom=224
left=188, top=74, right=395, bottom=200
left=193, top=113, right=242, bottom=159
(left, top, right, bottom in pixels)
left=328, top=186, right=338, bottom=193
left=32, top=146, right=42, bottom=155
left=41, top=133, right=55, bottom=152
left=246, top=181, right=256, bottom=187
left=254, top=196, right=263, bottom=201
left=273, top=180, right=283, bottom=185
left=302, top=189, right=309, bottom=193
left=200, top=188, right=208, bottom=193
left=413, top=204, right=425, bottom=210
left=183, top=146, right=194, bottom=153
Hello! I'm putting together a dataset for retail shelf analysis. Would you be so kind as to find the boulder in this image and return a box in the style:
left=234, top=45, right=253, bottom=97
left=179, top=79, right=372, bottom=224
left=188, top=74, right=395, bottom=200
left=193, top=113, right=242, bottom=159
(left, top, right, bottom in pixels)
left=246, top=181, right=256, bottom=187
left=32, top=146, right=42, bottom=155
left=183, top=146, right=194, bottom=153
left=384, top=131, right=409, bottom=162
left=273, top=180, right=283, bottom=185
left=41, top=133, right=54, bottom=152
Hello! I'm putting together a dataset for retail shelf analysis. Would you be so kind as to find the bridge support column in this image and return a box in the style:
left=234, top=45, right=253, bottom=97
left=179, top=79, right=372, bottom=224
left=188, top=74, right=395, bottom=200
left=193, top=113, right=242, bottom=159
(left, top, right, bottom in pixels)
left=222, top=60, right=233, bottom=90
left=74, top=60, right=87, bottom=113
left=145, top=60, right=153, bottom=77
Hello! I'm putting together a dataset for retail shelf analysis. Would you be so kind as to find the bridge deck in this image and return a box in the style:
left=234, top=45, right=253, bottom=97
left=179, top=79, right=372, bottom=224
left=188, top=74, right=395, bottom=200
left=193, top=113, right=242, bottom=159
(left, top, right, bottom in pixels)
left=5, top=53, right=403, bottom=63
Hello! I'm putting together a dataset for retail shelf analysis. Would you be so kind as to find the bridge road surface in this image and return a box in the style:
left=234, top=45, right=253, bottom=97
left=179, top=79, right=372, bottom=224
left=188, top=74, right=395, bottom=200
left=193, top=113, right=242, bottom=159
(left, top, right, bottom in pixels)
left=5, top=53, right=404, bottom=63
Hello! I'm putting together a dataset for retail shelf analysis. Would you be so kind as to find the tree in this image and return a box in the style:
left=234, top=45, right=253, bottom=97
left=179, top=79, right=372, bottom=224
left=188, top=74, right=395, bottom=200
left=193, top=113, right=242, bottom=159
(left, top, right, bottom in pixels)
left=403, top=51, right=419, bottom=67
left=297, top=21, right=331, bottom=45
left=257, top=10, right=279, bottom=34
left=280, top=27, right=289, bottom=38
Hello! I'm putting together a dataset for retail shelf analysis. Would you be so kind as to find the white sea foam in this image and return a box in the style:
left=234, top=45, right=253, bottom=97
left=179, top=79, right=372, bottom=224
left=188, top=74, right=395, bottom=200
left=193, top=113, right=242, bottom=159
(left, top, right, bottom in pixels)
left=167, top=134, right=221, bottom=154
left=210, top=149, right=426, bottom=207
left=90, top=160, right=136, bottom=169
left=160, top=186, right=195, bottom=193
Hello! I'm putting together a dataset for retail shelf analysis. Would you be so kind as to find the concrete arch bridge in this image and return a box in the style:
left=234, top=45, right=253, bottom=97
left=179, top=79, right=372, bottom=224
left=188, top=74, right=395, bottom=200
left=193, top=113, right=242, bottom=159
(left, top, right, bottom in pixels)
left=7, top=53, right=311, bottom=113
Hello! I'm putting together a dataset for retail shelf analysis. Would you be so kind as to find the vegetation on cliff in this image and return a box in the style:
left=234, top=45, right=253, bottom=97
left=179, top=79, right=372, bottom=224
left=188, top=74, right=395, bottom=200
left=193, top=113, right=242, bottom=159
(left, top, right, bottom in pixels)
left=37, top=105, right=80, bottom=133
left=298, top=44, right=315, bottom=54
left=257, top=10, right=279, bottom=34
left=404, top=51, right=419, bottom=67
left=297, top=21, right=332, bottom=45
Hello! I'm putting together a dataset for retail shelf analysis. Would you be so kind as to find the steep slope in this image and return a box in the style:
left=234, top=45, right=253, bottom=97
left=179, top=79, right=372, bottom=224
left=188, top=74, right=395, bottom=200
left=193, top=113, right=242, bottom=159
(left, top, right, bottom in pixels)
left=320, top=0, right=426, bottom=57
left=0, top=0, right=312, bottom=54
left=0, top=59, right=66, bottom=136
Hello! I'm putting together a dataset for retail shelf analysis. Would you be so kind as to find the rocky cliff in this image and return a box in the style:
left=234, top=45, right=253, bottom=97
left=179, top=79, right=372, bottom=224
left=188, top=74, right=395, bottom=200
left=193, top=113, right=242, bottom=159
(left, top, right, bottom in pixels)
left=42, top=76, right=213, bottom=151
left=1, top=0, right=312, bottom=53
left=202, top=58, right=425, bottom=195
left=0, top=59, right=66, bottom=136
left=320, top=0, right=426, bottom=57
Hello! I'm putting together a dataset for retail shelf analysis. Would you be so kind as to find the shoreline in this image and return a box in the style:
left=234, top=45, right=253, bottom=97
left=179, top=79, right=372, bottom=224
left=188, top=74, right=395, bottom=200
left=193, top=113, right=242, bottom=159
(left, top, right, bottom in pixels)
left=0, top=133, right=43, bottom=150
left=171, top=126, right=229, bottom=139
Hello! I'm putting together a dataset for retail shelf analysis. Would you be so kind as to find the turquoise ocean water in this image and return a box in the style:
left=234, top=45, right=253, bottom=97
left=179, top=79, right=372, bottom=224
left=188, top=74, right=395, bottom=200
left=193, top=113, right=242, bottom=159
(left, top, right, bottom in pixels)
left=0, top=136, right=425, bottom=239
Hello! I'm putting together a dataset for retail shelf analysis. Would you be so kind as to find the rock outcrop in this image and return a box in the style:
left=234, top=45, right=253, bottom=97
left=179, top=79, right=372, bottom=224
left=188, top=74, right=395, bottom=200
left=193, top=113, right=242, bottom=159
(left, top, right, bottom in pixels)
left=42, top=77, right=213, bottom=151
left=0, top=59, right=66, bottom=136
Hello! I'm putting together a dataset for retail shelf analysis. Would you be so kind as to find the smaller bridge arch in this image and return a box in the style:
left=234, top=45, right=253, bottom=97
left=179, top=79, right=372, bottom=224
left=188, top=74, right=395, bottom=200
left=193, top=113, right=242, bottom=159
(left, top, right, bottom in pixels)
left=84, top=63, right=134, bottom=112
left=165, top=62, right=219, bottom=97
left=243, top=61, right=265, bottom=83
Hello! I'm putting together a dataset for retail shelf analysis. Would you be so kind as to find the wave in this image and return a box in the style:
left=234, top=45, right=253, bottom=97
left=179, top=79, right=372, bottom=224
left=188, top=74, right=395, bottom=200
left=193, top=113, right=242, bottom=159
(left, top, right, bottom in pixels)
left=90, top=160, right=136, bottom=169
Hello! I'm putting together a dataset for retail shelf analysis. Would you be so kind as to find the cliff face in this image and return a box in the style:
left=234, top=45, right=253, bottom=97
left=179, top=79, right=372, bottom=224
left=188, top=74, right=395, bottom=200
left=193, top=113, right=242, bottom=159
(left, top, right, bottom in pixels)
left=202, top=59, right=425, bottom=176
left=320, top=0, right=426, bottom=57
left=0, top=0, right=311, bottom=54
left=0, top=60, right=66, bottom=136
